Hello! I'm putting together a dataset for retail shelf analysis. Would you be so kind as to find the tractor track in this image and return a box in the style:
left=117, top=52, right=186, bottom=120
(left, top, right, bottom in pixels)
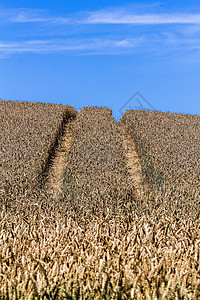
left=120, top=123, right=144, bottom=200
left=45, top=120, right=76, bottom=196
left=44, top=110, right=144, bottom=201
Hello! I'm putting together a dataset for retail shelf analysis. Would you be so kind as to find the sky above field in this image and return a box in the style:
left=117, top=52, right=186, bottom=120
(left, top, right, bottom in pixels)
left=0, top=0, right=200, bottom=119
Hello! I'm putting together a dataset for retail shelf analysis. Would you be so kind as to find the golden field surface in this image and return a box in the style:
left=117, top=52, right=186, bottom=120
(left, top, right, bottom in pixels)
left=65, top=107, right=133, bottom=202
left=122, top=110, right=200, bottom=189
left=0, top=102, right=200, bottom=299
left=0, top=101, right=77, bottom=200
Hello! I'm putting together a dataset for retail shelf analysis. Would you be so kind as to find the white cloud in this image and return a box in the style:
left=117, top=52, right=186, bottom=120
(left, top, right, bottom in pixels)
left=0, top=8, right=49, bottom=23
left=11, top=12, right=48, bottom=23
left=0, top=37, right=144, bottom=56
left=113, top=40, right=131, bottom=47
left=1, top=6, right=200, bottom=61
left=113, top=37, right=144, bottom=48
left=85, top=11, right=200, bottom=25
left=3, top=7, right=200, bottom=26
left=10, top=13, right=70, bottom=24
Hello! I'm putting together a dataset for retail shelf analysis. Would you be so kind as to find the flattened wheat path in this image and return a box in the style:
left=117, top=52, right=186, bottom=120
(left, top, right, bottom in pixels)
left=120, top=123, right=144, bottom=200
left=45, top=120, right=76, bottom=196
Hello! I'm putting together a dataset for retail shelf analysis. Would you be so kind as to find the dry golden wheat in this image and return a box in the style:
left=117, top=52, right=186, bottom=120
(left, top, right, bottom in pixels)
left=122, top=110, right=200, bottom=189
left=0, top=100, right=77, bottom=201
left=0, top=105, right=200, bottom=299
left=64, top=107, right=134, bottom=204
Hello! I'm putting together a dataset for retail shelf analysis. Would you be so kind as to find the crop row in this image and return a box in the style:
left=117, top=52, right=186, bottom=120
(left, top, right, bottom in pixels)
left=0, top=100, right=77, bottom=201
left=64, top=107, right=134, bottom=205
left=122, top=110, right=200, bottom=190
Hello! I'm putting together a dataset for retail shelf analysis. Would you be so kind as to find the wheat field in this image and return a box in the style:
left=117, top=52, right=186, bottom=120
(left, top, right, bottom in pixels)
left=0, top=102, right=200, bottom=299
left=0, top=100, right=77, bottom=202
left=122, top=110, right=200, bottom=189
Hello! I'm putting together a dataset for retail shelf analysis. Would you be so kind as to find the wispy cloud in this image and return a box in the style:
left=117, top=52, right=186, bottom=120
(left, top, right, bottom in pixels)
left=3, top=8, right=200, bottom=26
left=1, top=6, right=200, bottom=61
left=8, top=10, right=71, bottom=24
left=0, top=8, right=49, bottom=23
left=11, top=11, right=48, bottom=23
left=85, top=11, right=200, bottom=25
left=0, top=37, right=144, bottom=56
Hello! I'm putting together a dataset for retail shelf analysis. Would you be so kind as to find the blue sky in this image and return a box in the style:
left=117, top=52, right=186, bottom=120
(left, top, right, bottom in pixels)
left=0, top=0, right=200, bottom=119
